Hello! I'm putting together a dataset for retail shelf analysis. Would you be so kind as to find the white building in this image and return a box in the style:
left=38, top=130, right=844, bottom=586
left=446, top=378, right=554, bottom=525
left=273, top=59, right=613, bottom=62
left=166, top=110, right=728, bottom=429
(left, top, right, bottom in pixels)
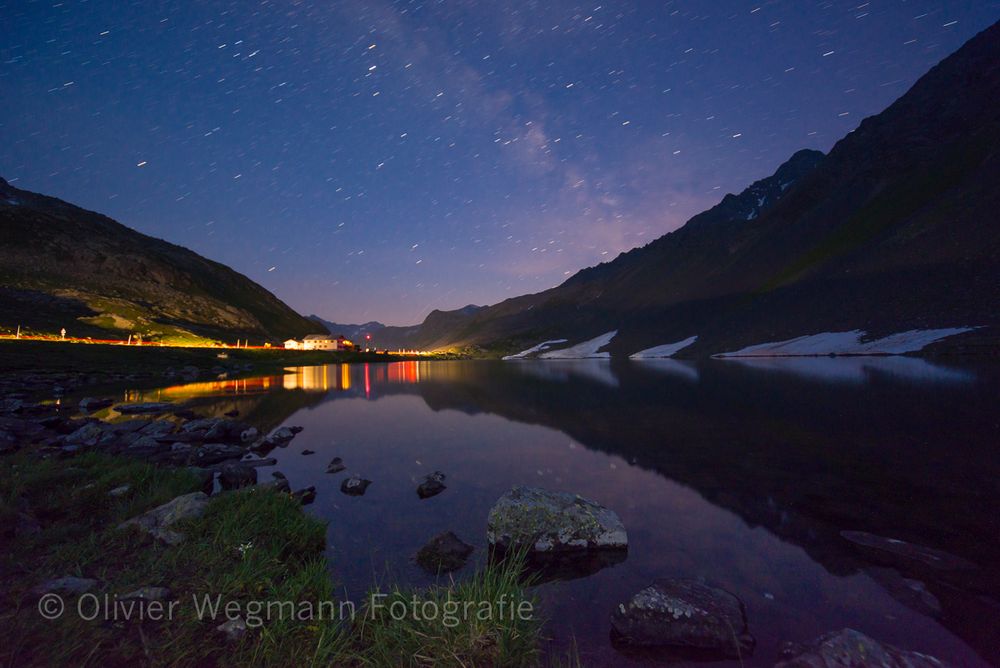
left=283, top=339, right=302, bottom=350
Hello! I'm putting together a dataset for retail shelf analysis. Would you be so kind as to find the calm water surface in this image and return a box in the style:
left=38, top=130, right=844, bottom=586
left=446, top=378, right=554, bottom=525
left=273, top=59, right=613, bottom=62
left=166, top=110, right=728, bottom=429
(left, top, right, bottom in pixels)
left=127, top=358, right=1000, bottom=666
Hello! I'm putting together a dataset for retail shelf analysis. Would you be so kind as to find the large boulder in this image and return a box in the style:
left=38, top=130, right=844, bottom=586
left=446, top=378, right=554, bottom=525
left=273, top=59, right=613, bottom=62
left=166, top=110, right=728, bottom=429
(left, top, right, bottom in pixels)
left=194, top=443, right=247, bottom=466
left=118, top=492, right=209, bottom=545
left=776, top=628, right=950, bottom=667
left=610, top=579, right=754, bottom=658
left=487, top=486, right=627, bottom=552
left=78, top=397, right=113, bottom=413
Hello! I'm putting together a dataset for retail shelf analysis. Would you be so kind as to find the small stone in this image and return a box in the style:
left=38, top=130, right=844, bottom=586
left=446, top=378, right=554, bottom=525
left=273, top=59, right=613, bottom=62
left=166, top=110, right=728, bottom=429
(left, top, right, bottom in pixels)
left=326, top=457, right=346, bottom=473
left=217, top=617, right=247, bottom=642
left=240, top=427, right=259, bottom=443
left=78, top=397, right=113, bottom=413
left=108, top=484, right=131, bottom=498
left=417, top=471, right=447, bottom=499
left=301, top=449, right=315, bottom=456
left=341, top=475, right=372, bottom=496
left=31, top=576, right=98, bottom=597
left=119, top=586, right=172, bottom=602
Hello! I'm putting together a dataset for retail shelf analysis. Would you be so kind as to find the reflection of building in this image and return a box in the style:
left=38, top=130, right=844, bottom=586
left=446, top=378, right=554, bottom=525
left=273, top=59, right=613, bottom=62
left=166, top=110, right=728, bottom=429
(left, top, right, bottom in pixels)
left=284, top=334, right=355, bottom=351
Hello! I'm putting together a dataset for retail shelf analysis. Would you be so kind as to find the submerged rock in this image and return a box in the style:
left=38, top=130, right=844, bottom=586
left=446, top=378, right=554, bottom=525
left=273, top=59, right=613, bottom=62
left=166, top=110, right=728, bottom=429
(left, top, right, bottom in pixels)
left=417, top=471, right=447, bottom=499
left=326, top=457, right=346, bottom=473
left=292, top=486, right=317, bottom=505
left=341, top=475, right=372, bottom=496
left=776, top=628, right=950, bottom=667
left=865, top=567, right=942, bottom=617
left=487, top=486, right=627, bottom=552
left=610, top=579, right=754, bottom=658
left=118, top=492, right=209, bottom=545
left=841, top=530, right=977, bottom=571
left=416, top=531, right=474, bottom=574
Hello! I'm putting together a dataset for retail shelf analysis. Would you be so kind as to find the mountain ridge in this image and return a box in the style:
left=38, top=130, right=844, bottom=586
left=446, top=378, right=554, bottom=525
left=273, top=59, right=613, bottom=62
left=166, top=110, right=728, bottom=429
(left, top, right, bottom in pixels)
left=402, top=20, right=1000, bottom=357
left=0, top=178, right=324, bottom=343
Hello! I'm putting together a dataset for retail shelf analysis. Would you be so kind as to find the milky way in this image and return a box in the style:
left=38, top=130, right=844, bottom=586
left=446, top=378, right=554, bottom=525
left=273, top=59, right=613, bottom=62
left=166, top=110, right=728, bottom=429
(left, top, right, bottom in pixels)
left=2, top=1, right=997, bottom=324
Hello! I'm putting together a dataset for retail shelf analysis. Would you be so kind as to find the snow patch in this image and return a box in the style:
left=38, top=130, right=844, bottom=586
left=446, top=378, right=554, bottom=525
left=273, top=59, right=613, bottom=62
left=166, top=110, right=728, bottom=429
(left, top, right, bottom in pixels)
left=540, top=330, right=617, bottom=359
left=629, top=336, right=698, bottom=359
left=502, top=339, right=568, bottom=360
left=714, top=327, right=977, bottom=358
left=3, top=198, right=19, bottom=206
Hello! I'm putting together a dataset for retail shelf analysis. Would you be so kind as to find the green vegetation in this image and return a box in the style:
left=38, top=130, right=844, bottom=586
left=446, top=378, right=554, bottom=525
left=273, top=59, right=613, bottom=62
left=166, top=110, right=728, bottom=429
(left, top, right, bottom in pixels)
left=0, top=452, right=549, bottom=667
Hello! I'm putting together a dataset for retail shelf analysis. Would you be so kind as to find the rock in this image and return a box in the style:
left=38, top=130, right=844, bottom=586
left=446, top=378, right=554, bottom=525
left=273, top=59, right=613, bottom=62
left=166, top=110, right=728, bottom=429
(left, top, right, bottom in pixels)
left=173, top=409, right=199, bottom=420
left=219, top=464, right=258, bottom=491
left=865, top=567, right=942, bottom=617
left=610, top=579, right=754, bottom=658
left=326, top=457, right=346, bottom=473
left=487, top=486, right=627, bottom=552
left=138, top=420, right=176, bottom=438
left=115, top=402, right=175, bottom=415
left=341, top=475, right=372, bottom=496
left=265, top=426, right=297, bottom=446
left=416, top=531, right=474, bottom=574
left=119, top=586, right=172, bottom=602
left=64, top=422, right=115, bottom=448
left=272, top=471, right=287, bottom=479
left=289, top=426, right=304, bottom=434
left=125, top=435, right=171, bottom=456
left=417, top=471, right=447, bottom=499
left=776, top=628, right=951, bottom=667
left=108, top=484, right=132, bottom=498
left=187, top=467, right=215, bottom=494
left=217, top=617, right=247, bottom=642
left=292, top=486, right=316, bottom=505
left=301, top=449, right=315, bottom=455
left=256, top=477, right=291, bottom=494
left=78, top=397, right=113, bottom=413
left=181, top=418, right=248, bottom=443
left=31, top=576, right=98, bottom=597
left=118, top=492, right=209, bottom=545
left=240, top=427, right=258, bottom=443
left=194, top=443, right=247, bottom=466
left=841, top=531, right=977, bottom=571
left=0, top=398, right=24, bottom=413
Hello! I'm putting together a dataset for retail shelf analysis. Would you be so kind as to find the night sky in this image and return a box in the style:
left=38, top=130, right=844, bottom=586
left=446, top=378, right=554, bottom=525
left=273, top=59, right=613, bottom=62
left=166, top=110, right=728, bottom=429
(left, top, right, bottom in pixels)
left=2, top=2, right=998, bottom=325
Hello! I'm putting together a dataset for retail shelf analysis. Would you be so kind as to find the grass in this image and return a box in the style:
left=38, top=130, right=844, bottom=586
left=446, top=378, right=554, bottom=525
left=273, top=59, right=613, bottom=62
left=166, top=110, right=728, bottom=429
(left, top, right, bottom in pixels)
left=0, top=452, right=551, bottom=667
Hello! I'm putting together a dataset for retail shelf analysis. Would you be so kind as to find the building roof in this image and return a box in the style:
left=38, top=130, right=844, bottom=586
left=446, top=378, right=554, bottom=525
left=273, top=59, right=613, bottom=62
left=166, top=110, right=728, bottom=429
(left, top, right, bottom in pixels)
left=303, top=334, right=335, bottom=340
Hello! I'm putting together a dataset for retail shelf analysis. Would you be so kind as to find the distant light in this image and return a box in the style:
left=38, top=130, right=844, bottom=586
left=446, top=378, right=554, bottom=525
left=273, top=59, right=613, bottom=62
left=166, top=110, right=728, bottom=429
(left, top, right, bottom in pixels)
left=267, top=266, right=276, bottom=272
left=136, top=161, right=147, bottom=167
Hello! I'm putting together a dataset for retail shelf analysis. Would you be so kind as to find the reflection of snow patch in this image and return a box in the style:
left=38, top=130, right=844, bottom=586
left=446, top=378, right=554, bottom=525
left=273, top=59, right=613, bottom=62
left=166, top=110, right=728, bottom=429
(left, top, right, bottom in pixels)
left=629, top=336, right=698, bottom=359
left=540, top=331, right=617, bottom=359
left=516, top=359, right=619, bottom=387
left=502, top=339, right=568, bottom=360
left=714, top=328, right=976, bottom=358
left=723, top=356, right=975, bottom=385
left=631, top=359, right=700, bottom=382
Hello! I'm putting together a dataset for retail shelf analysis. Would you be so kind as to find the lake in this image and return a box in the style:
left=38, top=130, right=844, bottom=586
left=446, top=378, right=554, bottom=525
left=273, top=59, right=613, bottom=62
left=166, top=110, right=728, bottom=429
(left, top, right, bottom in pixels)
left=124, top=357, right=1000, bottom=666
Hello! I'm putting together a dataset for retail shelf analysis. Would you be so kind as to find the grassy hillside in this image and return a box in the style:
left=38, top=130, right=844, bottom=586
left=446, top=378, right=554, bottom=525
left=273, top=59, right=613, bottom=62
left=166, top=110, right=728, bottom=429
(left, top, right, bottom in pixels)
left=0, top=179, right=324, bottom=344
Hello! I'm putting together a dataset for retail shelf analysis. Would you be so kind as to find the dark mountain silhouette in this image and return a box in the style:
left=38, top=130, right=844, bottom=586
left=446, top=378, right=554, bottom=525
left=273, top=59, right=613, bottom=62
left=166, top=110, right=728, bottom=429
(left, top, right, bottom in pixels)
left=406, top=21, right=1000, bottom=357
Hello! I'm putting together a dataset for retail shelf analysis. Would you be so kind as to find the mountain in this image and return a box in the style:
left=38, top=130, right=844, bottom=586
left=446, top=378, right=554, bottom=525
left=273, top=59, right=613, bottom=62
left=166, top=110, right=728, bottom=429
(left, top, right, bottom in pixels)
left=310, top=304, right=483, bottom=350
left=0, top=179, right=324, bottom=343
left=414, top=21, right=1000, bottom=357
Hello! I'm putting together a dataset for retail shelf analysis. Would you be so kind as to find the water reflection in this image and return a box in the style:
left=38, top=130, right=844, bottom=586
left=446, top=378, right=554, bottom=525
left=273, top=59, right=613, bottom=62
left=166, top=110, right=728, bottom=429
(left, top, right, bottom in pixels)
left=120, top=357, right=999, bottom=666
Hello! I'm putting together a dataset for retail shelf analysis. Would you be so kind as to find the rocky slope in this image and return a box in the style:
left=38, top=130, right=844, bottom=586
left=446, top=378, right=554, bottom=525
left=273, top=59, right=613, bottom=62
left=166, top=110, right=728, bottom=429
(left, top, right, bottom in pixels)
left=0, top=179, right=324, bottom=343
left=412, top=21, right=1000, bottom=357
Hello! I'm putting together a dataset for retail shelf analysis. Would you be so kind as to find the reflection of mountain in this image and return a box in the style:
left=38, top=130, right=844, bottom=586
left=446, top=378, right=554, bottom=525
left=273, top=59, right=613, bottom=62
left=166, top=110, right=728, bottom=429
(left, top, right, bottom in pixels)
left=407, top=359, right=1000, bottom=663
